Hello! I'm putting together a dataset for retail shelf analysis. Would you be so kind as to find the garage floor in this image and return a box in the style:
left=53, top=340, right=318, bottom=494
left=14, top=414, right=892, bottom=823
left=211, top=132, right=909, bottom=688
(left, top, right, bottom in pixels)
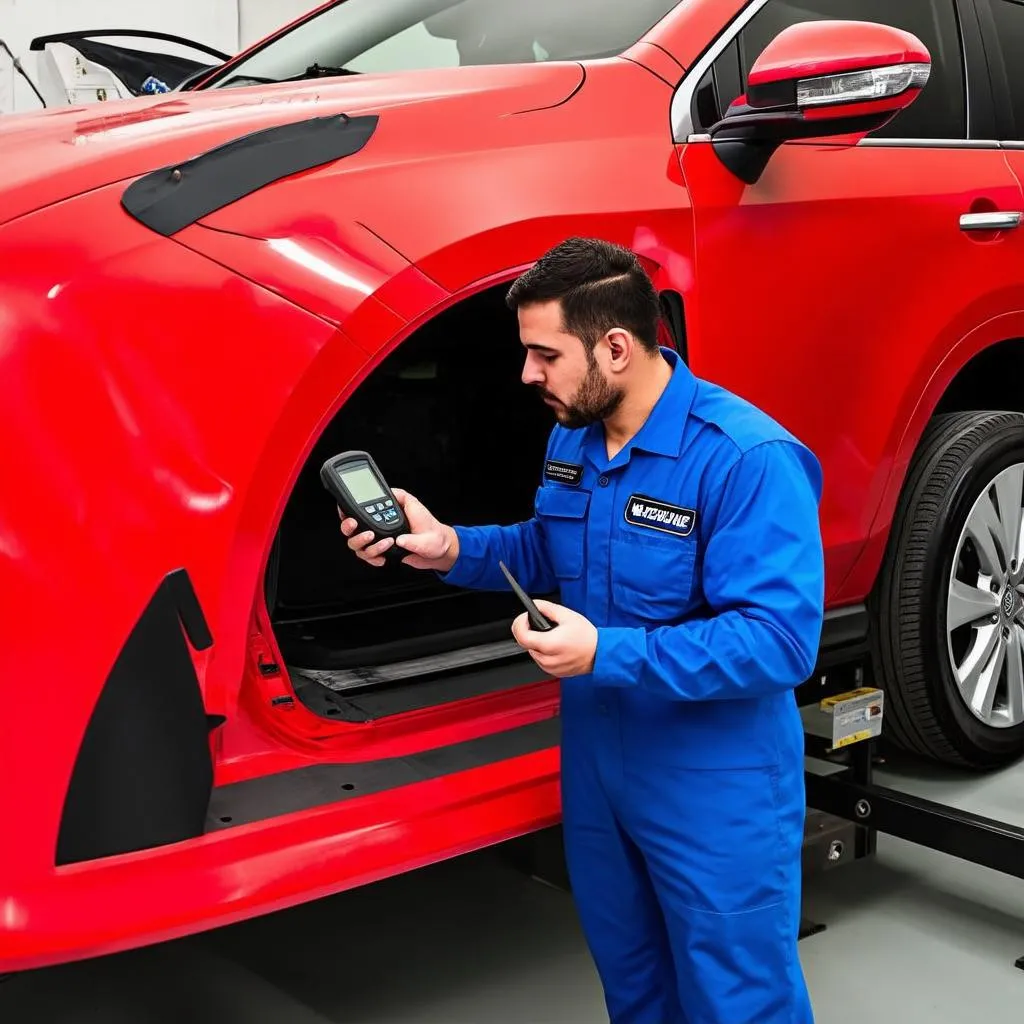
left=4, top=750, right=1024, bottom=1024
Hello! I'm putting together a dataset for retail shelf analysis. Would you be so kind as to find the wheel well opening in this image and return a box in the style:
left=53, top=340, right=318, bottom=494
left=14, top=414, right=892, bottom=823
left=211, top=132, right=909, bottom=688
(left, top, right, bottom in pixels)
left=264, top=280, right=553, bottom=672
left=935, top=338, right=1024, bottom=416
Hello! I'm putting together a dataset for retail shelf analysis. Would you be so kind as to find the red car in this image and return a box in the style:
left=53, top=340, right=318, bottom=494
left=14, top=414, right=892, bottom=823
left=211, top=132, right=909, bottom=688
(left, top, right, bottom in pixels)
left=5, top=0, right=1024, bottom=972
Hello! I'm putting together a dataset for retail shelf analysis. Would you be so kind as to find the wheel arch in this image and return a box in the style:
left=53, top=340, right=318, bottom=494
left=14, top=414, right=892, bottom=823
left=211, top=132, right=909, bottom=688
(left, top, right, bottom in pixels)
left=839, top=316, right=1024, bottom=604
left=932, top=337, right=1024, bottom=417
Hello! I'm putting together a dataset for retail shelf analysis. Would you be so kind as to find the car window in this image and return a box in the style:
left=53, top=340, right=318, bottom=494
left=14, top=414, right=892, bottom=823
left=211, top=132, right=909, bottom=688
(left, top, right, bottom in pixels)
left=201, top=0, right=682, bottom=88
left=985, top=0, right=1024, bottom=139
left=702, top=0, right=965, bottom=140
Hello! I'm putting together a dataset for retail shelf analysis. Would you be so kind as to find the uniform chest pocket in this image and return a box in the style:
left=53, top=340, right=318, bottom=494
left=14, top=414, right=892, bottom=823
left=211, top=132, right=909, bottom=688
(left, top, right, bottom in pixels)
left=535, top=486, right=590, bottom=580
left=611, top=526, right=698, bottom=620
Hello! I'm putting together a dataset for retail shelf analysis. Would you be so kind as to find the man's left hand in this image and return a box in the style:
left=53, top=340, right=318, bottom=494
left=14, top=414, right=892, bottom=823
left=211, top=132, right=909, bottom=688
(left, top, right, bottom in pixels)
left=512, top=600, right=598, bottom=678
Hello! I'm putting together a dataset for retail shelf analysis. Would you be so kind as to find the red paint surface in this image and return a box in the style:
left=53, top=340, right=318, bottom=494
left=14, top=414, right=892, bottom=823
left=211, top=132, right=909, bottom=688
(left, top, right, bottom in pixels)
left=3, top=0, right=1023, bottom=970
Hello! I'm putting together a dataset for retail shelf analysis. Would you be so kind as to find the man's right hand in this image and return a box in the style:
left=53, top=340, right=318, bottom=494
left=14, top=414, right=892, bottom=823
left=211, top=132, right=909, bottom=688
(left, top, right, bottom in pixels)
left=339, top=487, right=459, bottom=572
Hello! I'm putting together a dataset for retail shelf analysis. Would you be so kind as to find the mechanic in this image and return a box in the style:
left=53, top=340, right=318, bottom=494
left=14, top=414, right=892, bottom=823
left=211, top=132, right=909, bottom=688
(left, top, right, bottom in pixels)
left=340, top=237, right=824, bottom=1024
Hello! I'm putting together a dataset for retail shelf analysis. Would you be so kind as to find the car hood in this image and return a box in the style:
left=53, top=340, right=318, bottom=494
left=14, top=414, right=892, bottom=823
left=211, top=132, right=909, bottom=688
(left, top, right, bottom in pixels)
left=0, top=62, right=584, bottom=228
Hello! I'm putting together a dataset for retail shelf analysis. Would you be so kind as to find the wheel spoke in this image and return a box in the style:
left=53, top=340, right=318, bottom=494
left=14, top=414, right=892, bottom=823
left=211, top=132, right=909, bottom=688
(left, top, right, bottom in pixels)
left=966, top=490, right=1007, bottom=576
left=993, top=465, right=1024, bottom=571
left=957, top=623, right=1005, bottom=721
left=946, top=578, right=1000, bottom=631
left=1007, top=626, right=1024, bottom=724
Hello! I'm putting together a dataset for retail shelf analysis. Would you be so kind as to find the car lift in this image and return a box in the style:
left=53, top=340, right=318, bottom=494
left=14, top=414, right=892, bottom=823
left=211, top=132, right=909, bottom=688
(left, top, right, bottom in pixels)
left=799, top=653, right=1024, bottom=969
left=509, top=649, right=1024, bottom=970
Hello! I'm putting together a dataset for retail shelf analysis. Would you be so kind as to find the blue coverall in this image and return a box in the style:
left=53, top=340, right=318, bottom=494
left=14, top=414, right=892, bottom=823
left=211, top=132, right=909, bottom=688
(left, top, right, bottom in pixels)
left=441, top=346, right=824, bottom=1023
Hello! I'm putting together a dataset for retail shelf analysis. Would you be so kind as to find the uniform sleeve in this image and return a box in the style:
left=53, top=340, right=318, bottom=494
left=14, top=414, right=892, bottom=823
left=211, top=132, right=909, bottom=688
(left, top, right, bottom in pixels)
left=591, top=439, right=825, bottom=700
left=438, top=513, right=557, bottom=594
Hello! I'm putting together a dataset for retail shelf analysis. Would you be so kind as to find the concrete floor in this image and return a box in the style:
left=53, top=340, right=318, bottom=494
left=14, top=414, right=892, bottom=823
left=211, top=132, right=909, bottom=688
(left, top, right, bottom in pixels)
left=5, top=750, right=1024, bottom=1023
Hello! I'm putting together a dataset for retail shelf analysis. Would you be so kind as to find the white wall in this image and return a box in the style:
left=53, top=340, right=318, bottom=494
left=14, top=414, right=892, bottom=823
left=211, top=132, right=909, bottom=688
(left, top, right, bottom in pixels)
left=0, top=0, right=320, bottom=114
left=238, top=0, right=319, bottom=50
left=0, top=2, right=364, bottom=115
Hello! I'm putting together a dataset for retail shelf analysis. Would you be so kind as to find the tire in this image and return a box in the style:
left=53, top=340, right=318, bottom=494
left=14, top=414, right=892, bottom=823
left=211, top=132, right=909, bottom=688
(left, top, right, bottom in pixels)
left=870, top=410, right=1024, bottom=769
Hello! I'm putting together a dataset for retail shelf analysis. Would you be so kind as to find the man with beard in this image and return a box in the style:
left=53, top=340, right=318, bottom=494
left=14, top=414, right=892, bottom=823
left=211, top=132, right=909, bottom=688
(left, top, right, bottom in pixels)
left=339, top=237, right=824, bottom=1024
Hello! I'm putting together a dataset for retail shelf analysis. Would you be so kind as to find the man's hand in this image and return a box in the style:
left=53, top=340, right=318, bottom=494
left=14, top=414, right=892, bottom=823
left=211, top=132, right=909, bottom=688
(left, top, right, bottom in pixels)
left=340, top=488, right=459, bottom=571
left=512, top=600, right=598, bottom=678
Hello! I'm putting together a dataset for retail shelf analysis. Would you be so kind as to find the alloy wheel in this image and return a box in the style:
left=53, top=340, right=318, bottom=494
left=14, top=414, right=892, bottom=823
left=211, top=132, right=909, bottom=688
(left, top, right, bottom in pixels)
left=946, top=462, right=1024, bottom=728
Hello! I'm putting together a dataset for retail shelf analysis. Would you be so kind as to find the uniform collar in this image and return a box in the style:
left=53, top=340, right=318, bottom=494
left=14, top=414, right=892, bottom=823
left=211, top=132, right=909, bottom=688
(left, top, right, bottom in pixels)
left=583, top=346, right=696, bottom=468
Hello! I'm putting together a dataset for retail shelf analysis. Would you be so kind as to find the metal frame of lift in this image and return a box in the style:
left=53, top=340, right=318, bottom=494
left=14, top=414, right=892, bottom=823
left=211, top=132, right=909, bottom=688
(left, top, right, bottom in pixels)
left=511, top=631, right=1024, bottom=969
left=797, top=645, right=1024, bottom=969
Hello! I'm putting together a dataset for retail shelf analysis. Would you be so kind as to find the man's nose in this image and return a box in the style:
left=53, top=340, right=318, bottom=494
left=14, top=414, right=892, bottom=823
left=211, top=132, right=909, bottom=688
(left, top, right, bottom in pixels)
left=522, top=357, right=543, bottom=387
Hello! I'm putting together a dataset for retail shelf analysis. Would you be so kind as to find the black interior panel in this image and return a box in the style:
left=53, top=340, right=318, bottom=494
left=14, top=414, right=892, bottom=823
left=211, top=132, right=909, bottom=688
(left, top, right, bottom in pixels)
left=270, top=283, right=553, bottom=670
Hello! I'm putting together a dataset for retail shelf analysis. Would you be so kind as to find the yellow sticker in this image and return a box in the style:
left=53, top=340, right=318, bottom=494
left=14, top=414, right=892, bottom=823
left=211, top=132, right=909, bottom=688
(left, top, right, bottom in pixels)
left=820, top=687, right=879, bottom=710
left=834, top=729, right=873, bottom=748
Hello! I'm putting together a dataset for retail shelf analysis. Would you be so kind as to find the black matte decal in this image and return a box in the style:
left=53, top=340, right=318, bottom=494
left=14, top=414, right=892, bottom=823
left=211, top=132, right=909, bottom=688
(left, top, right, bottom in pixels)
left=121, top=113, right=379, bottom=236
left=56, top=568, right=216, bottom=865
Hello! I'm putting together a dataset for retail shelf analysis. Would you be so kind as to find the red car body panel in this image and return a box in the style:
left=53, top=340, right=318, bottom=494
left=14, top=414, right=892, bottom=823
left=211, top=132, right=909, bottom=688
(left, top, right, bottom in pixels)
left=3, top=0, right=1023, bottom=971
left=677, top=138, right=1024, bottom=600
left=9, top=745, right=561, bottom=970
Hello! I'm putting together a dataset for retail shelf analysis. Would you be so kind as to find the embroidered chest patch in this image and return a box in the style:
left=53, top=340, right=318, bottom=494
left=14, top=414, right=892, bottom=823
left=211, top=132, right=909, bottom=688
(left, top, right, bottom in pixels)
left=544, top=459, right=583, bottom=486
left=624, top=495, right=697, bottom=537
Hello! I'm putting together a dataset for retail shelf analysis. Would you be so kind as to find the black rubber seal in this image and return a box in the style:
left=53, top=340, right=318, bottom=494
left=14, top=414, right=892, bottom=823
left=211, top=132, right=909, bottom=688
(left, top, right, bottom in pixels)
left=121, top=113, right=379, bottom=236
left=30, top=29, right=231, bottom=60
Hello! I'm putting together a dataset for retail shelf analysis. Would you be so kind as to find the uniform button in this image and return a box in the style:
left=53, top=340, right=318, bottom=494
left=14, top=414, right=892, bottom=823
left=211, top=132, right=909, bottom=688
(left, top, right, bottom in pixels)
left=598, top=476, right=609, bottom=487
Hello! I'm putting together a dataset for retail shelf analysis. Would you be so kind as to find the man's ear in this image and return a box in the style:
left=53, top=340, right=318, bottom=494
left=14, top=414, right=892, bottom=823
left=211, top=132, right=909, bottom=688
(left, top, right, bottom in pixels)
left=604, top=327, right=633, bottom=368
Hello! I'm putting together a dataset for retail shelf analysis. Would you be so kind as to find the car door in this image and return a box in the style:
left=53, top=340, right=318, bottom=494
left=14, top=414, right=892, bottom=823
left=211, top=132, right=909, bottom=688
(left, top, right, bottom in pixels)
left=670, top=0, right=1024, bottom=600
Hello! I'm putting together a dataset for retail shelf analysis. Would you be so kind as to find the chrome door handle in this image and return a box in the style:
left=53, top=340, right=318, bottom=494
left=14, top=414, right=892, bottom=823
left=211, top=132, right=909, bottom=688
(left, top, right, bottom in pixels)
left=960, top=211, right=1022, bottom=231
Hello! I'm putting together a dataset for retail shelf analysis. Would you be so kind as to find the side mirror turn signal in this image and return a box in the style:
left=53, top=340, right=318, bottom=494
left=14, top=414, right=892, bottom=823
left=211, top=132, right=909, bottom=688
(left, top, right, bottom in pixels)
left=708, top=20, right=931, bottom=184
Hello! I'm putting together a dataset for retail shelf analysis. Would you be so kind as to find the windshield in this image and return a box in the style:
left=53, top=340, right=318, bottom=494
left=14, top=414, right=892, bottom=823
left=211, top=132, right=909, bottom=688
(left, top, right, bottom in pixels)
left=198, top=0, right=682, bottom=88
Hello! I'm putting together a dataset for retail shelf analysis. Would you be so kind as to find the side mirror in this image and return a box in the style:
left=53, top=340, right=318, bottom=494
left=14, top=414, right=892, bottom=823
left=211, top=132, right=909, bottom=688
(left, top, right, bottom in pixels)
left=709, top=20, right=931, bottom=184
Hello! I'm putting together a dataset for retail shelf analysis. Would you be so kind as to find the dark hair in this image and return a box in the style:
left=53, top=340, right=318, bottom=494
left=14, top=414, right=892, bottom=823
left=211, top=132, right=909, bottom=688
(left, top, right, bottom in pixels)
left=505, top=237, right=662, bottom=353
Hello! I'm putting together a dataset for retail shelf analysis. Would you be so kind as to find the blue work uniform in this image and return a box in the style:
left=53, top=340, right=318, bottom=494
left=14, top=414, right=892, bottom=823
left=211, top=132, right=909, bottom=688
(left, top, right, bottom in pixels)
left=441, top=346, right=824, bottom=1024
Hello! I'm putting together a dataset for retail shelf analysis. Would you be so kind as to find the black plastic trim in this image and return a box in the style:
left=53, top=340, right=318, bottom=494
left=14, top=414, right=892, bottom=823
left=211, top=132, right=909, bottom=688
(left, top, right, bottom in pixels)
left=659, top=290, right=687, bottom=363
left=820, top=604, right=868, bottom=651
left=745, top=79, right=797, bottom=110
left=808, top=604, right=870, bottom=678
left=973, top=0, right=1020, bottom=140
left=207, top=716, right=560, bottom=830
left=56, top=569, right=218, bottom=865
left=710, top=109, right=892, bottom=183
left=121, top=113, right=378, bottom=237
left=293, top=655, right=548, bottom=723
left=30, top=29, right=230, bottom=61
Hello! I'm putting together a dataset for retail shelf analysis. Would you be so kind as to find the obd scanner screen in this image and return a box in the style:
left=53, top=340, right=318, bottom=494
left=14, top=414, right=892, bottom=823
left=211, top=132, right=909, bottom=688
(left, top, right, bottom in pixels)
left=321, top=451, right=407, bottom=556
left=341, top=463, right=397, bottom=523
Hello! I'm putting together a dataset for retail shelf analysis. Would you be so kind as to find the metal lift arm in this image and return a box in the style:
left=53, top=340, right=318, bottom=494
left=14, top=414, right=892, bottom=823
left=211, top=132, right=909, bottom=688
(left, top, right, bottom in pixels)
left=801, top=661, right=1024, bottom=970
